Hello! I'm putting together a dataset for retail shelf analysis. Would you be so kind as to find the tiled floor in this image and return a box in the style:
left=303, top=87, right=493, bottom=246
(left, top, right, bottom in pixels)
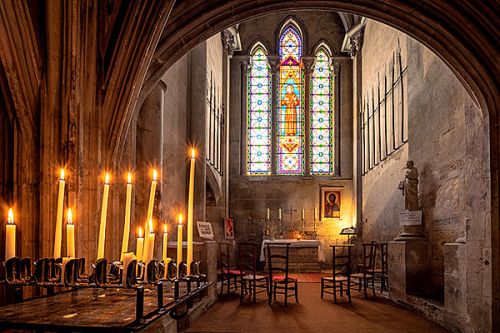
left=185, top=282, right=449, bottom=333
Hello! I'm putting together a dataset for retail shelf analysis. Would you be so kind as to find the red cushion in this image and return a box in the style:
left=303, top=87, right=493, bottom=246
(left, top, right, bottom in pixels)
left=223, top=269, right=241, bottom=275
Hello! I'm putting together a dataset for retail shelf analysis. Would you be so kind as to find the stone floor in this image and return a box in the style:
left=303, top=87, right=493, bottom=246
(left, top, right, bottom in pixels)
left=184, top=282, right=449, bottom=333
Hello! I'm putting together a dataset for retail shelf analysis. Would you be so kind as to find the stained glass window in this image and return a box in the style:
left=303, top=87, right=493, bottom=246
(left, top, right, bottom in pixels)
left=247, top=46, right=271, bottom=175
left=310, top=48, right=333, bottom=174
left=277, top=25, right=304, bottom=175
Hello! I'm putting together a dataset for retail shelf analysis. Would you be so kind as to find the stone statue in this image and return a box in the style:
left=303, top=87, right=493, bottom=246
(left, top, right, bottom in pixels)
left=399, top=160, right=419, bottom=211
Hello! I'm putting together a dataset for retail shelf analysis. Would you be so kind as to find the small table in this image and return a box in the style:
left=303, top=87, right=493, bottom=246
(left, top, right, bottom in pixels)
left=260, top=239, right=324, bottom=272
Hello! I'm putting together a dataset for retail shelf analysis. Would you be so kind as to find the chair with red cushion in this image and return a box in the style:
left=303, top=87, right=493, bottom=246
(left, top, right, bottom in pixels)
left=267, top=243, right=298, bottom=306
left=238, top=242, right=269, bottom=303
left=219, top=241, right=241, bottom=295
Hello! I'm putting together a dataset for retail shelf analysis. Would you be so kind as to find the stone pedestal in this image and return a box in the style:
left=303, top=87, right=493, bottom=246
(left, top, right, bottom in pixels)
left=388, top=238, right=429, bottom=301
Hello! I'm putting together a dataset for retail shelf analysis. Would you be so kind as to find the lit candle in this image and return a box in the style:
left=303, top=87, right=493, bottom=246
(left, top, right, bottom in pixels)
left=5, top=208, right=16, bottom=260
left=144, top=218, right=155, bottom=265
left=97, top=173, right=110, bottom=259
left=177, top=214, right=183, bottom=277
left=136, top=227, right=144, bottom=262
left=66, top=208, right=75, bottom=258
left=143, top=169, right=157, bottom=258
left=54, top=169, right=65, bottom=258
left=121, top=172, right=133, bottom=261
left=187, top=148, right=196, bottom=275
left=267, top=208, right=270, bottom=220
left=278, top=208, right=282, bottom=220
left=162, top=223, right=168, bottom=263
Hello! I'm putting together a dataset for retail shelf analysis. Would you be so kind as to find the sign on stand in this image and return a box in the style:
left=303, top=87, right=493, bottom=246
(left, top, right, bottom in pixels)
left=196, top=221, right=214, bottom=239
left=399, top=210, right=423, bottom=226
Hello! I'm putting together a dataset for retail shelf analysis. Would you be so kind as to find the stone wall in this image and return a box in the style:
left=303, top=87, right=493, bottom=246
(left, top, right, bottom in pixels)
left=229, top=12, right=353, bottom=264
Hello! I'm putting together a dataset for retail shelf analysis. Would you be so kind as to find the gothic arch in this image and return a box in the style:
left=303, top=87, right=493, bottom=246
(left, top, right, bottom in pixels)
left=275, top=16, right=308, bottom=56
left=311, top=40, right=336, bottom=57
left=247, top=39, right=272, bottom=55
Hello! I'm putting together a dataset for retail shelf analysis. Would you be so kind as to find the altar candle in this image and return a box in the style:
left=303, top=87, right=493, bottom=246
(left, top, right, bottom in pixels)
left=278, top=208, right=282, bottom=220
left=122, top=252, right=134, bottom=287
left=5, top=208, right=16, bottom=260
left=136, top=227, right=144, bottom=262
left=187, top=148, right=196, bottom=276
left=121, top=173, right=133, bottom=261
left=144, top=218, right=155, bottom=263
left=66, top=208, right=75, bottom=258
left=177, top=214, right=183, bottom=277
left=314, top=208, right=318, bottom=220
left=162, top=223, right=168, bottom=262
left=267, top=208, right=270, bottom=220
left=54, top=169, right=65, bottom=258
left=143, top=169, right=157, bottom=258
left=302, top=208, right=305, bottom=220
left=97, top=173, right=110, bottom=259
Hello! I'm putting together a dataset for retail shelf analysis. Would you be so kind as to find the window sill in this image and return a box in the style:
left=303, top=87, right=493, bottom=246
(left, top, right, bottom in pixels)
left=235, top=174, right=352, bottom=182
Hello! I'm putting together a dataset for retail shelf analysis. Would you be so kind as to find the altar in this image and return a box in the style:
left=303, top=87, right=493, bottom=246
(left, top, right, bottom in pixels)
left=260, top=239, right=324, bottom=272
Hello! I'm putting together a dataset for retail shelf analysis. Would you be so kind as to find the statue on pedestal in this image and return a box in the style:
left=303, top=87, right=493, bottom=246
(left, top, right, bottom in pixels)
left=399, top=160, right=419, bottom=211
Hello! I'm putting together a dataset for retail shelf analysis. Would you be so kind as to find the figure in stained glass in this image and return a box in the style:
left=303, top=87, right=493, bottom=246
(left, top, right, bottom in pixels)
left=281, top=84, right=299, bottom=136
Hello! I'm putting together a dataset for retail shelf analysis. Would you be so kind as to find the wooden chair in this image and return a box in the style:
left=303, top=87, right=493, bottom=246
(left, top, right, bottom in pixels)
left=238, top=242, right=269, bottom=303
left=219, top=242, right=241, bottom=295
left=321, top=244, right=352, bottom=303
left=374, top=242, right=389, bottom=292
left=267, top=243, right=298, bottom=306
left=351, top=242, right=377, bottom=298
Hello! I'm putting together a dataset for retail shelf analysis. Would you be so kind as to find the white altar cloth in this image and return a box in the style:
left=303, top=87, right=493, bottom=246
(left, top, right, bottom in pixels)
left=260, top=239, right=324, bottom=262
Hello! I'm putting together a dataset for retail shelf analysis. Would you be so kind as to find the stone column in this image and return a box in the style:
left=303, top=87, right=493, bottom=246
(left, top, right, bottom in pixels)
left=239, top=57, right=250, bottom=176
left=268, top=55, right=279, bottom=175
left=302, top=56, right=315, bottom=176
left=189, top=43, right=208, bottom=223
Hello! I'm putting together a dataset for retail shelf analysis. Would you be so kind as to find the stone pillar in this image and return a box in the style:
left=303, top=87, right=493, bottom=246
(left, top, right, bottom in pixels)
left=443, top=242, right=467, bottom=331
left=268, top=55, right=279, bottom=175
left=190, top=43, right=208, bottom=223
left=239, top=57, right=250, bottom=176
left=302, top=56, right=315, bottom=175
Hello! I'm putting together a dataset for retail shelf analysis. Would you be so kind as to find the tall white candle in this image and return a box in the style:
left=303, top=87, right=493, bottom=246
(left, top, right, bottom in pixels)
left=187, top=149, right=196, bottom=276
left=278, top=208, right=282, bottom=220
left=97, top=173, right=110, bottom=260
left=314, top=208, right=318, bottom=220
left=5, top=208, right=16, bottom=260
left=121, top=173, right=133, bottom=261
left=66, top=208, right=75, bottom=258
left=54, top=169, right=65, bottom=258
left=302, top=208, right=305, bottom=220
left=177, top=214, right=183, bottom=277
left=143, top=170, right=157, bottom=258
left=162, top=223, right=168, bottom=262
left=136, top=227, right=144, bottom=262
left=267, top=208, right=270, bottom=220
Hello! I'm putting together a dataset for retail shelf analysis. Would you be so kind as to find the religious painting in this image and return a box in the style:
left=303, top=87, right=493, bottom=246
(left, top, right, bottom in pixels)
left=277, top=24, right=304, bottom=175
left=320, top=187, right=341, bottom=220
left=224, top=218, right=234, bottom=239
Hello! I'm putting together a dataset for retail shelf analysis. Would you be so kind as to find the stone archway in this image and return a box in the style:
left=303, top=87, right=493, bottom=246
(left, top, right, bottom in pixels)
left=130, top=1, right=498, bottom=331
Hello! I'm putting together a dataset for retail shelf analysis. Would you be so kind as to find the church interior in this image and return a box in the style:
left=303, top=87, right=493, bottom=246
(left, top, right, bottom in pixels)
left=0, top=1, right=498, bottom=332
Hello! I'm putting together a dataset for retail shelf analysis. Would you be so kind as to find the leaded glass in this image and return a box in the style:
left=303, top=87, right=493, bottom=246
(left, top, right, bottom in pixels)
left=277, top=25, right=304, bottom=175
left=247, top=46, right=271, bottom=175
left=310, top=48, right=333, bottom=174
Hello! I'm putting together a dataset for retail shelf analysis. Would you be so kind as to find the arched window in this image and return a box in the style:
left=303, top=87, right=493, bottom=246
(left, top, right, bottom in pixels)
left=247, top=45, right=271, bottom=175
left=277, top=24, right=304, bottom=175
left=310, top=46, right=334, bottom=174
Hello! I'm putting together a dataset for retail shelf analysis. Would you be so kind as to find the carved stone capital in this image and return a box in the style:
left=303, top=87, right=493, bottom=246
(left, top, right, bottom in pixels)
left=222, top=26, right=241, bottom=56
left=348, top=32, right=364, bottom=58
left=267, top=55, right=280, bottom=73
left=302, top=56, right=315, bottom=74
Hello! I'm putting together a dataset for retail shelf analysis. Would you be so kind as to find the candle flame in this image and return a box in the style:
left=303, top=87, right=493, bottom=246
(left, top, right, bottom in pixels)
left=127, top=172, right=132, bottom=184
left=60, top=169, right=65, bottom=180
left=149, top=218, right=154, bottom=234
left=138, top=226, right=143, bottom=238
left=7, top=208, right=14, bottom=224
left=191, top=148, right=196, bottom=159
left=152, top=169, right=158, bottom=181
left=178, top=214, right=183, bottom=225
left=105, top=173, right=110, bottom=184
left=67, top=208, right=73, bottom=224
left=163, top=223, right=168, bottom=233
